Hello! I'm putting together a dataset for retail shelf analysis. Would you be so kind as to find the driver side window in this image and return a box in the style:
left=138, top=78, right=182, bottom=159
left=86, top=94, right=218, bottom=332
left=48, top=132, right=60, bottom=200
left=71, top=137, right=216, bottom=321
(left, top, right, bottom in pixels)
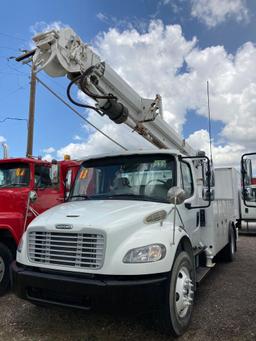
left=181, top=162, right=193, bottom=198
left=34, top=165, right=53, bottom=188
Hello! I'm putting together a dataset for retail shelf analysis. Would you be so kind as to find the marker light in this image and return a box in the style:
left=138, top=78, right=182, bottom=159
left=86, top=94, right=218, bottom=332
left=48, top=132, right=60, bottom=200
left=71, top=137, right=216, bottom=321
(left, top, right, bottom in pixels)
left=144, top=210, right=167, bottom=224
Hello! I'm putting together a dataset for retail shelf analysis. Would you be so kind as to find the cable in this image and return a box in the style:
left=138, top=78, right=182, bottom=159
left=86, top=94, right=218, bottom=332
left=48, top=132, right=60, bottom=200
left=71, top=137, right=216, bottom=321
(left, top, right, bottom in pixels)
left=35, top=75, right=127, bottom=151
left=66, top=75, right=103, bottom=115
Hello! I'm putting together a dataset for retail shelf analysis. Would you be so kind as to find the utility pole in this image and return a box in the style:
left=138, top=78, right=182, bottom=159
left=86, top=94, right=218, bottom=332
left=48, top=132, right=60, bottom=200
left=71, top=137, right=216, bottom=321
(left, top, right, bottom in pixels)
left=26, top=63, right=36, bottom=157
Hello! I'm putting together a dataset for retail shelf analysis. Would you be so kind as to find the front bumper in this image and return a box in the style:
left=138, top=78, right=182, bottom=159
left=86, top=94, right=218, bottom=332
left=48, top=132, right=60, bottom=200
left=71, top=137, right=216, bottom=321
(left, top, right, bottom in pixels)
left=11, top=262, right=168, bottom=311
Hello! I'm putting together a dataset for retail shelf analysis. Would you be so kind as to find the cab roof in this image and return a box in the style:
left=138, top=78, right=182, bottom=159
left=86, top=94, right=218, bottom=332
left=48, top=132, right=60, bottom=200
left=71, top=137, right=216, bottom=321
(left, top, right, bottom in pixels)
left=77, top=149, right=184, bottom=163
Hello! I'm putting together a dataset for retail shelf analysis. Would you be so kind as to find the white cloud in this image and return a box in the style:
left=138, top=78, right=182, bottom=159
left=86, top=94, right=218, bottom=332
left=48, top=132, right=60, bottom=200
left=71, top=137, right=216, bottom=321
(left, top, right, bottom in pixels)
left=96, top=12, right=109, bottom=23
left=29, top=21, right=69, bottom=49
left=95, top=20, right=197, bottom=133
left=73, top=135, right=82, bottom=141
left=55, top=20, right=256, bottom=167
left=0, top=136, right=6, bottom=143
left=43, top=147, right=55, bottom=154
left=42, top=154, right=53, bottom=162
left=57, top=111, right=153, bottom=159
left=30, top=21, right=68, bottom=36
left=191, top=0, right=249, bottom=28
left=187, top=129, right=245, bottom=167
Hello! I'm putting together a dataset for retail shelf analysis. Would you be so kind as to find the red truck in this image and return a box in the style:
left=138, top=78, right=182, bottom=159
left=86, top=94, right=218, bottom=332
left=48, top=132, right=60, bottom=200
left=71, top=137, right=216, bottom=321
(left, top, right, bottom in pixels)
left=0, top=156, right=79, bottom=295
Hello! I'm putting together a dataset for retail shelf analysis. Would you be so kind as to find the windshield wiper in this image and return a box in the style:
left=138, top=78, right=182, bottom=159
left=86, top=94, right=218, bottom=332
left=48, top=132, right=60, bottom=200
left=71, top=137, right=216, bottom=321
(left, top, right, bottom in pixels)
left=102, top=193, right=154, bottom=201
left=69, top=195, right=91, bottom=201
left=0, top=183, right=27, bottom=188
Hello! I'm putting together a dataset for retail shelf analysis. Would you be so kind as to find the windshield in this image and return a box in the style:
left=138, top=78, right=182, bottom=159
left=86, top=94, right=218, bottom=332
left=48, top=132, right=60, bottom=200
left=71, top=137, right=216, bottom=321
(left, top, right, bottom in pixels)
left=0, top=162, right=30, bottom=188
left=70, top=154, right=176, bottom=203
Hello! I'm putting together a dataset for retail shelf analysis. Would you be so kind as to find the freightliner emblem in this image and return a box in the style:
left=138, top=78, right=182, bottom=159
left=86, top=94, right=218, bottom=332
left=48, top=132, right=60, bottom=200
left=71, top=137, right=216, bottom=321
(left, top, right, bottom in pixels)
left=55, top=224, right=73, bottom=230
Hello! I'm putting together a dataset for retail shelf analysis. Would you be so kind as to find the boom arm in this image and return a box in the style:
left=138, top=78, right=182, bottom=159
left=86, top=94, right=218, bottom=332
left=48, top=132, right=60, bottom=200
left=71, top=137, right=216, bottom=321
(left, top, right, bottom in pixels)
left=21, top=28, right=195, bottom=155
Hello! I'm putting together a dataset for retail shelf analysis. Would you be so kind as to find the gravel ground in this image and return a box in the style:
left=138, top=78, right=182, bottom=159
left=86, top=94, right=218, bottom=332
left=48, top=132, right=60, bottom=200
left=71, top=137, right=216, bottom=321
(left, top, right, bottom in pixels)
left=0, top=236, right=255, bottom=341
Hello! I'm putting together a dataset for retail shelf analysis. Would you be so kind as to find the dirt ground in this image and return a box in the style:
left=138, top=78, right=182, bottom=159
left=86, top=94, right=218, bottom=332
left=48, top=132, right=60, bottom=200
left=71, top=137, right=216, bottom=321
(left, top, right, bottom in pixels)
left=0, top=236, right=255, bottom=341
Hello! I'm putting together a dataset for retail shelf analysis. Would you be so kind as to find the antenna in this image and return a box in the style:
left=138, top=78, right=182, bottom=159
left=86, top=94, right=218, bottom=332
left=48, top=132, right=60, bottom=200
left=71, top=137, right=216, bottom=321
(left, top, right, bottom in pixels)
left=207, top=80, right=213, bottom=164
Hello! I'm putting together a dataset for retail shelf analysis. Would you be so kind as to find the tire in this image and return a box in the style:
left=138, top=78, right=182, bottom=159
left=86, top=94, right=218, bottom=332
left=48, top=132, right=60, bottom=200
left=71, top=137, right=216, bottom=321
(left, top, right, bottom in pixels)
left=162, top=251, right=195, bottom=337
left=0, top=243, right=14, bottom=297
left=221, top=228, right=236, bottom=262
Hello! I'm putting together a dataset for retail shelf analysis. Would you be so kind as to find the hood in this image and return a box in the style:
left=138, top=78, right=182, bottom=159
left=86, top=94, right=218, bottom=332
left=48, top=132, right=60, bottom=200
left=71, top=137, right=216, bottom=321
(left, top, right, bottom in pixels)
left=30, top=199, right=171, bottom=229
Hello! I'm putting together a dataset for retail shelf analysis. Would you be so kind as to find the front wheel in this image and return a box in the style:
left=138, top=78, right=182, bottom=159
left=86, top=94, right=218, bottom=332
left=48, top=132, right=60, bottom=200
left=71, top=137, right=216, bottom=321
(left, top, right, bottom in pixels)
left=0, top=243, right=14, bottom=296
left=162, top=251, right=195, bottom=337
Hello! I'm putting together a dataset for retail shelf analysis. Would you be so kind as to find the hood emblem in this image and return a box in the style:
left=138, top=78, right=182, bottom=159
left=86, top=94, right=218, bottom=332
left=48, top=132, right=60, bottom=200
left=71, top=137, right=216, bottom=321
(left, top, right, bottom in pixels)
left=55, top=224, right=73, bottom=230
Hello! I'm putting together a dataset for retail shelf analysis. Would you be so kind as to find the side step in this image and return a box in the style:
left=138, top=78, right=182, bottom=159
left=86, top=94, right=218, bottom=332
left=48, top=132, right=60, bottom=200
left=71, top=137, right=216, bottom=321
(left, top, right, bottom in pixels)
left=196, top=266, right=212, bottom=284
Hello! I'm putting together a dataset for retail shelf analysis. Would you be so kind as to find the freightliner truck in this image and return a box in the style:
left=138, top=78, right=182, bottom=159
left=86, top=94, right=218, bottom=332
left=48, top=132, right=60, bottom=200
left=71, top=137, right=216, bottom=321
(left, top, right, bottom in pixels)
left=11, top=28, right=239, bottom=337
left=0, top=145, right=78, bottom=296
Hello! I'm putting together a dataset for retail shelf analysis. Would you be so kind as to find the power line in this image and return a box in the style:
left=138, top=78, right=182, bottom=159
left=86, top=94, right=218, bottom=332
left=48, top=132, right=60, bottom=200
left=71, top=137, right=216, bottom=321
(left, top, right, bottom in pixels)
left=0, top=32, right=27, bottom=42
left=0, top=116, right=28, bottom=125
left=34, top=76, right=128, bottom=151
left=0, top=86, right=25, bottom=103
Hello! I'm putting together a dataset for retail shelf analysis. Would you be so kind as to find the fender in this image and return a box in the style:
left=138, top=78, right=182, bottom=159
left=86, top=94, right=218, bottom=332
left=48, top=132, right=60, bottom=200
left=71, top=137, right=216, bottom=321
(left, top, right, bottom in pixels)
left=0, top=220, right=23, bottom=245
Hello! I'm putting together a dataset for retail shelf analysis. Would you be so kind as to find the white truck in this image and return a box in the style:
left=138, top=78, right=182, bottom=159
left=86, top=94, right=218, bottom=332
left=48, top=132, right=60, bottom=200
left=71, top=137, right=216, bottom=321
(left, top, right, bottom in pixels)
left=12, top=28, right=238, bottom=337
left=238, top=153, right=256, bottom=234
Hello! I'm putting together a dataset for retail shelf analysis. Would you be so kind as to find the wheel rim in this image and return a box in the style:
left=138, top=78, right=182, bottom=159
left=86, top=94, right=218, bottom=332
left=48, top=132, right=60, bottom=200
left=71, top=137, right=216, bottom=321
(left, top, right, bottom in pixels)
left=175, top=266, right=194, bottom=318
left=0, top=256, right=5, bottom=282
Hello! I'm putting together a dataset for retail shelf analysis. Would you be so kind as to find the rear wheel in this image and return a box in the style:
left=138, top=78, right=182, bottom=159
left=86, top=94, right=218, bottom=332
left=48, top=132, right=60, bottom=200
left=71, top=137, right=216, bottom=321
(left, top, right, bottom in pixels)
left=162, top=251, right=195, bottom=337
left=221, top=228, right=236, bottom=262
left=0, top=243, right=14, bottom=296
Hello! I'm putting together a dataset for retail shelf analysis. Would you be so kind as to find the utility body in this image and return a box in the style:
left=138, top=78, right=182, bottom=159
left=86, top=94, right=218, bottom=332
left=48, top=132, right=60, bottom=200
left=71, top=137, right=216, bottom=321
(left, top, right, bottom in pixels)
left=12, top=28, right=238, bottom=337
left=0, top=155, right=79, bottom=295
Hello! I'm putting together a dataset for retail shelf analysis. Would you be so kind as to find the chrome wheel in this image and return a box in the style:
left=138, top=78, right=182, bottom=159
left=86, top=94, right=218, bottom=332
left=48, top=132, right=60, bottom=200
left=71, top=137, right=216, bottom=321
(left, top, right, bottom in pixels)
left=0, top=256, right=5, bottom=282
left=175, top=266, right=194, bottom=318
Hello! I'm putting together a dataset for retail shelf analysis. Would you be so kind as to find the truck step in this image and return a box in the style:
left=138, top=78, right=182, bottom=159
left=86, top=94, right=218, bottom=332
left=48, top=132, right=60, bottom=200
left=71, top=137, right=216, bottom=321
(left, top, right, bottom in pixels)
left=196, top=266, right=212, bottom=284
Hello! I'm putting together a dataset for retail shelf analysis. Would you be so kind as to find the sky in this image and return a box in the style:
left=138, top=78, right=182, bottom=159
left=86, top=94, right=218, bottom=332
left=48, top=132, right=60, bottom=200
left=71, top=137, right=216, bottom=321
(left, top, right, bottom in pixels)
left=0, top=0, right=256, bottom=167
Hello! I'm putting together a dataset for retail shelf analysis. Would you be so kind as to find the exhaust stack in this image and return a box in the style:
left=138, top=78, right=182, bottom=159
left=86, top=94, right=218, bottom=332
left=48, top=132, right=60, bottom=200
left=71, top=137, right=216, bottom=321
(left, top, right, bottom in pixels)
left=2, top=143, right=9, bottom=159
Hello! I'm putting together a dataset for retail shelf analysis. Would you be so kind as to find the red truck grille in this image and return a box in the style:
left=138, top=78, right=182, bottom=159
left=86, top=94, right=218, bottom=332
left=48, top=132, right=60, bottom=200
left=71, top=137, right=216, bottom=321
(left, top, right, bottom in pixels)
left=28, top=231, right=105, bottom=269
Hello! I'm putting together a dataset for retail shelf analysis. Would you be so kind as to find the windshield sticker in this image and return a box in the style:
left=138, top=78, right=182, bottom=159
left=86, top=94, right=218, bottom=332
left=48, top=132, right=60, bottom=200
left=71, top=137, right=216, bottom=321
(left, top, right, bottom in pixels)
left=79, top=168, right=89, bottom=179
left=16, top=168, right=25, bottom=176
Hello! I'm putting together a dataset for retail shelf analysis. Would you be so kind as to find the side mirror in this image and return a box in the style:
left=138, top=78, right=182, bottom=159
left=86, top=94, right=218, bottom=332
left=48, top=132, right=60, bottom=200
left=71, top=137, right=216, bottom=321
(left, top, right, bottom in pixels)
left=65, top=181, right=71, bottom=192
left=29, top=190, right=38, bottom=203
left=241, top=153, right=256, bottom=208
left=243, top=187, right=253, bottom=201
left=202, top=187, right=215, bottom=201
left=167, top=187, right=186, bottom=205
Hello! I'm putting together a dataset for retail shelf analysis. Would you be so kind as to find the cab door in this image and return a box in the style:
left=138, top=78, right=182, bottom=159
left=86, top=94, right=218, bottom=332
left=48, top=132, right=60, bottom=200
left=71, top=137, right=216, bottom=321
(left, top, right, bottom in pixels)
left=31, top=164, right=62, bottom=214
left=177, top=160, right=201, bottom=247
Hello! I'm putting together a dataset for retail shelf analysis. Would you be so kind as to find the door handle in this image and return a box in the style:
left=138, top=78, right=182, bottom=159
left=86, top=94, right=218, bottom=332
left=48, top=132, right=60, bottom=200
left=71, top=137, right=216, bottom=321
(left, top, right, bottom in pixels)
left=196, top=212, right=200, bottom=227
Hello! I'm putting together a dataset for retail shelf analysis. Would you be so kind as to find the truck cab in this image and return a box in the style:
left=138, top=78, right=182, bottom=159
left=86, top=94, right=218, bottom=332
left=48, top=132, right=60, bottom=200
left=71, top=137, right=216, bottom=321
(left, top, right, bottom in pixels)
left=12, top=150, right=238, bottom=336
left=0, top=157, right=79, bottom=295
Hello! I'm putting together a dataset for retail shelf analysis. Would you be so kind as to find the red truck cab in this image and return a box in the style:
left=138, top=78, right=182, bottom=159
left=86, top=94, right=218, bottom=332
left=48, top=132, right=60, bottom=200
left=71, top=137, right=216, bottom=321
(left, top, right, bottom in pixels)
left=0, top=157, right=79, bottom=295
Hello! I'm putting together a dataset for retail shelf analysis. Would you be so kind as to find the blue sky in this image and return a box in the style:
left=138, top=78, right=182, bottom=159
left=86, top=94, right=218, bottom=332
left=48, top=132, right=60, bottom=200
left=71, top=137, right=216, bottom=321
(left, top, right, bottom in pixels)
left=0, top=0, right=256, bottom=166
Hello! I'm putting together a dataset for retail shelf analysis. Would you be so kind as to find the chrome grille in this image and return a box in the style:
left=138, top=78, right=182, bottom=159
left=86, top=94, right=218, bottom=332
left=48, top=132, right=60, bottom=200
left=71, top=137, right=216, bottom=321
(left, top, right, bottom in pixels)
left=28, top=231, right=105, bottom=269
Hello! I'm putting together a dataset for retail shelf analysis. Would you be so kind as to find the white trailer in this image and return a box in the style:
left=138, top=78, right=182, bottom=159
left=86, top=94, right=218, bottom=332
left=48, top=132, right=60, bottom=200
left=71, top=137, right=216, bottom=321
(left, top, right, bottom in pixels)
left=12, top=28, right=238, bottom=337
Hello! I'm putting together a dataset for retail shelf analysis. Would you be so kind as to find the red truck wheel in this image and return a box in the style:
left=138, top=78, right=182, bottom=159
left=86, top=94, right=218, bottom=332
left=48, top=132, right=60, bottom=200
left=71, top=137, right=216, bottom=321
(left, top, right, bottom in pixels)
left=0, top=243, right=13, bottom=296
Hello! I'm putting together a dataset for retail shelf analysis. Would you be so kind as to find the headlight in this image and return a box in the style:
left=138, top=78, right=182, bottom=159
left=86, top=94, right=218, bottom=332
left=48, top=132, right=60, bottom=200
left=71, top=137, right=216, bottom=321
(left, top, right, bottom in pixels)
left=123, top=244, right=166, bottom=263
left=17, top=235, right=24, bottom=253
